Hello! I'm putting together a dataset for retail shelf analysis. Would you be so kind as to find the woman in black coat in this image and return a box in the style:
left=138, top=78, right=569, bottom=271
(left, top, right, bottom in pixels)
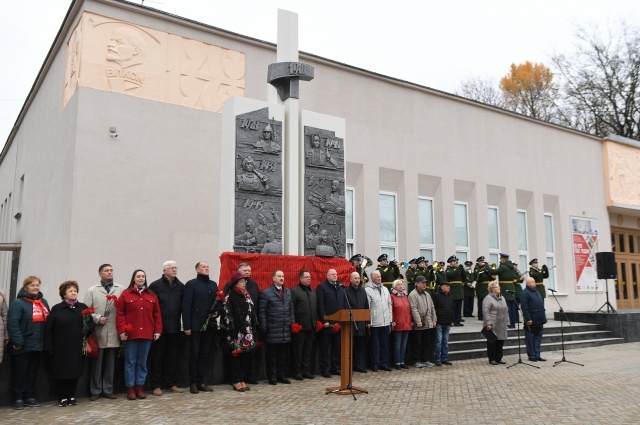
left=223, top=273, right=258, bottom=392
left=44, top=281, right=92, bottom=406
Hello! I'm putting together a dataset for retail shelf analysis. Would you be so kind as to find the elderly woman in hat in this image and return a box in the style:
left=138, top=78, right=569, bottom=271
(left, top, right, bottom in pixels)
left=223, top=272, right=258, bottom=392
left=482, top=281, right=508, bottom=365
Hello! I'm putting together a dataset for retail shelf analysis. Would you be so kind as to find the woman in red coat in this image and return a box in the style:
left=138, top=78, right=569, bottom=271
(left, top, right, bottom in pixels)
left=390, top=279, right=412, bottom=369
left=117, top=269, right=162, bottom=400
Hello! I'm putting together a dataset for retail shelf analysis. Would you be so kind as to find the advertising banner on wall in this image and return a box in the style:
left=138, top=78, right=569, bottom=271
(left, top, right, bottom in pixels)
left=572, top=217, right=600, bottom=292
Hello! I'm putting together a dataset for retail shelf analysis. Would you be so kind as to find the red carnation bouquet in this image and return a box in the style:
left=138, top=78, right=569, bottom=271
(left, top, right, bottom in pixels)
left=201, top=291, right=226, bottom=331
left=81, top=307, right=96, bottom=357
left=332, top=323, right=341, bottom=333
left=291, top=323, right=302, bottom=334
left=97, top=295, right=118, bottom=336
left=118, top=323, right=133, bottom=357
left=315, top=321, right=324, bottom=332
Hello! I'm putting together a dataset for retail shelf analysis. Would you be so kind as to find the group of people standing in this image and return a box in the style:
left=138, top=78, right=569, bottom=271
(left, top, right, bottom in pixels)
left=1, top=254, right=549, bottom=410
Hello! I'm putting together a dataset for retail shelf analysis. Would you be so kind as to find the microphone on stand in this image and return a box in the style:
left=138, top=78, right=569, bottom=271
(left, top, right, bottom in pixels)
left=343, top=288, right=358, bottom=332
left=549, top=288, right=557, bottom=293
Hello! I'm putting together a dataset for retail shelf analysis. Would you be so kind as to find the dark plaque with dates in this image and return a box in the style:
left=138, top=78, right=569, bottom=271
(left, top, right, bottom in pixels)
left=304, top=126, right=345, bottom=257
left=234, top=108, right=283, bottom=254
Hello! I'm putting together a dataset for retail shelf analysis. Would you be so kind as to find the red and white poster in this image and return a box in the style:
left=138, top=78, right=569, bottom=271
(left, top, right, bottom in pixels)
left=572, top=217, right=600, bottom=292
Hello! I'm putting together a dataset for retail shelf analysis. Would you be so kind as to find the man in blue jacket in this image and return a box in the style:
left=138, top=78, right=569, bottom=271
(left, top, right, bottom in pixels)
left=182, top=261, right=220, bottom=394
left=520, top=277, right=547, bottom=362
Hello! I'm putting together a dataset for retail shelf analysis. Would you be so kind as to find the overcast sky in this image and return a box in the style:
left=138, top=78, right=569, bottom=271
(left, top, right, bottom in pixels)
left=1, top=0, right=639, bottom=145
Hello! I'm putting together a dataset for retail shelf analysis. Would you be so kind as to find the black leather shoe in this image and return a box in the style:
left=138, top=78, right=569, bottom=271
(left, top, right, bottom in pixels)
left=528, top=357, right=538, bottom=362
left=536, top=357, right=547, bottom=362
left=245, top=379, right=258, bottom=385
left=401, top=364, right=410, bottom=369
left=277, top=377, right=291, bottom=384
left=456, top=323, right=464, bottom=327
left=444, top=361, right=453, bottom=365
left=380, top=366, right=392, bottom=371
left=331, top=369, right=341, bottom=375
left=302, top=373, right=315, bottom=379
left=321, top=372, right=331, bottom=378
left=395, top=364, right=402, bottom=370
left=294, top=373, right=303, bottom=380
left=498, top=360, right=506, bottom=364
left=460, top=319, right=465, bottom=322
left=371, top=366, right=379, bottom=372
left=353, top=367, right=367, bottom=373
left=197, top=384, right=213, bottom=392
left=190, top=384, right=199, bottom=394
left=268, top=378, right=277, bottom=385
left=490, top=360, right=498, bottom=365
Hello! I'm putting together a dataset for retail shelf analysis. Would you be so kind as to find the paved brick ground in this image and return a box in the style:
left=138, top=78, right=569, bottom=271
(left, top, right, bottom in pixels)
left=2, top=341, right=638, bottom=425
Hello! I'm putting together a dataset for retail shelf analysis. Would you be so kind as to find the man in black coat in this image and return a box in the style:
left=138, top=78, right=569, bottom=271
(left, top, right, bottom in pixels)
left=290, top=269, right=318, bottom=380
left=431, top=282, right=454, bottom=366
left=258, top=270, right=295, bottom=385
left=316, top=268, right=346, bottom=378
left=344, top=271, right=369, bottom=373
left=182, top=261, right=220, bottom=394
left=224, top=262, right=261, bottom=384
left=520, top=277, right=548, bottom=362
left=148, top=260, right=185, bottom=396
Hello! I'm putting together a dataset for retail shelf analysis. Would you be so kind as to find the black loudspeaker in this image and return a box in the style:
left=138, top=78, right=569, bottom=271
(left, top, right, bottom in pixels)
left=596, top=252, right=617, bottom=279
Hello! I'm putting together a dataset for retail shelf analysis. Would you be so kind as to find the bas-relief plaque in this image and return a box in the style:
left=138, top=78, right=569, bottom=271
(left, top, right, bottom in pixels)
left=63, top=12, right=245, bottom=111
left=304, top=126, right=345, bottom=257
left=234, top=108, right=283, bottom=254
left=606, top=141, right=640, bottom=207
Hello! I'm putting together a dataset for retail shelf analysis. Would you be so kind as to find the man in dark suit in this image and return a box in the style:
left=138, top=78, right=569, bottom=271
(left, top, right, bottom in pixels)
left=290, top=269, right=318, bottom=380
left=344, top=271, right=369, bottom=373
left=316, top=268, right=346, bottom=378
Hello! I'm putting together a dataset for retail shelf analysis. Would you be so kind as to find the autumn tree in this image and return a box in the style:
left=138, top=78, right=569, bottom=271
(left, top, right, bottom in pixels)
left=551, top=22, right=640, bottom=140
left=499, top=61, right=559, bottom=121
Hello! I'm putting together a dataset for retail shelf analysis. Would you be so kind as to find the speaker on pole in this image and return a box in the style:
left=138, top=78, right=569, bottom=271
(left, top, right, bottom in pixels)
left=596, top=252, right=617, bottom=279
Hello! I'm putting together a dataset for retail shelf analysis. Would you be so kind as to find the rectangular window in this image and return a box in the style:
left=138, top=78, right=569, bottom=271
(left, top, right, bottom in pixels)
left=544, top=214, right=556, bottom=290
left=380, top=192, right=397, bottom=257
left=517, top=210, right=528, bottom=272
left=455, top=202, right=469, bottom=259
left=487, top=207, right=500, bottom=250
left=345, top=188, right=355, bottom=258
left=419, top=197, right=435, bottom=261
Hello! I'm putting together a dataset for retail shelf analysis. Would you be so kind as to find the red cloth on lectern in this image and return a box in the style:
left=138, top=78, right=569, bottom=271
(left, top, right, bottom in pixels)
left=219, top=252, right=354, bottom=290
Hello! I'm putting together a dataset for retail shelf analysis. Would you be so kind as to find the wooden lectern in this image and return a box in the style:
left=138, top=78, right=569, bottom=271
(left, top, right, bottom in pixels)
left=324, top=309, right=371, bottom=395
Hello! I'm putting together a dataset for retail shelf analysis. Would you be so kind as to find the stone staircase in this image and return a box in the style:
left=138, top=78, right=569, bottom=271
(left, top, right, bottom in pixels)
left=448, top=322, right=624, bottom=361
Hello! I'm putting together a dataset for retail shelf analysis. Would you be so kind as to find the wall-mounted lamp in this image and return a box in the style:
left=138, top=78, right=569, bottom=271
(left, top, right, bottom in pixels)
left=109, top=127, right=118, bottom=138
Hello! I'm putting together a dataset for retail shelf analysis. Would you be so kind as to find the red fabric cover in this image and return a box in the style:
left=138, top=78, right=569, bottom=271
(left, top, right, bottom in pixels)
left=219, top=252, right=355, bottom=291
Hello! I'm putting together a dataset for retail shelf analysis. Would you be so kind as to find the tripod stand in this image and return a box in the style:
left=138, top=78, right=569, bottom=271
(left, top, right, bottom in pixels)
left=596, top=279, right=616, bottom=313
left=550, top=290, right=584, bottom=367
left=508, top=299, right=539, bottom=369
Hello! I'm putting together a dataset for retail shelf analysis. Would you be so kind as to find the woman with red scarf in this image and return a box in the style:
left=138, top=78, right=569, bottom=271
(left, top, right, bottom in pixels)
left=7, top=275, right=50, bottom=410
left=223, top=272, right=258, bottom=392
left=116, top=269, right=162, bottom=400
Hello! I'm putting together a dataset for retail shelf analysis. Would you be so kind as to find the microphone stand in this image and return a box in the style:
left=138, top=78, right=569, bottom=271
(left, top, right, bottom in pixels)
left=506, top=290, right=539, bottom=369
left=326, top=287, right=365, bottom=400
left=550, top=290, right=584, bottom=367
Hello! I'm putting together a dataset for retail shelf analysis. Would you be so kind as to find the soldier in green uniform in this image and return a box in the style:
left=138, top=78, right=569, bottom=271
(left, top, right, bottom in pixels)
left=486, top=253, right=518, bottom=328
left=376, top=254, right=402, bottom=290
left=410, top=257, right=430, bottom=295
left=433, top=261, right=446, bottom=292
left=404, top=258, right=417, bottom=294
left=529, top=259, right=549, bottom=303
left=349, top=254, right=369, bottom=285
left=462, top=261, right=476, bottom=318
left=513, top=262, right=525, bottom=303
left=473, top=256, right=492, bottom=321
left=444, top=255, right=465, bottom=326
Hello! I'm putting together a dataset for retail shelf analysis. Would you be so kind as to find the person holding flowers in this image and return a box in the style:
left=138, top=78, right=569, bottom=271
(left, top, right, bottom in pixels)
left=182, top=261, right=221, bottom=394
left=84, top=263, right=124, bottom=401
left=45, top=280, right=92, bottom=406
left=116, top=269, right=162, bottom=400
left=222, top=272, right=258, bottom=391
left=258, top=270, right=296, bottom=385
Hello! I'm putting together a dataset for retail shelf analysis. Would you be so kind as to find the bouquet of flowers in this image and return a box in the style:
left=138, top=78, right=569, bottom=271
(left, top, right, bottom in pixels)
left=201, top=291, right=226, bottom=332
left=81, top=307, right=97, bottom=357
left=332, top=323, right=341, bottom=333
left=291, top=323, right=302, bottom=334
left=315, top=320, right=324, bottom=332
left=97, top=295, right=118, bottom=336
left=118, top=323, right=133, bottom=357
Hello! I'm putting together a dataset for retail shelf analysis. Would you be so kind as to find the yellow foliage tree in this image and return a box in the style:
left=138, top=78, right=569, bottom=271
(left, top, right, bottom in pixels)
left=499, top=61, right=558, bottom=120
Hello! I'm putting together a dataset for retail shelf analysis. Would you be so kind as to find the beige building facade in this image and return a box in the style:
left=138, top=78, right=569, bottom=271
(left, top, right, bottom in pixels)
left=1, top=0, right=637, bottom=314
